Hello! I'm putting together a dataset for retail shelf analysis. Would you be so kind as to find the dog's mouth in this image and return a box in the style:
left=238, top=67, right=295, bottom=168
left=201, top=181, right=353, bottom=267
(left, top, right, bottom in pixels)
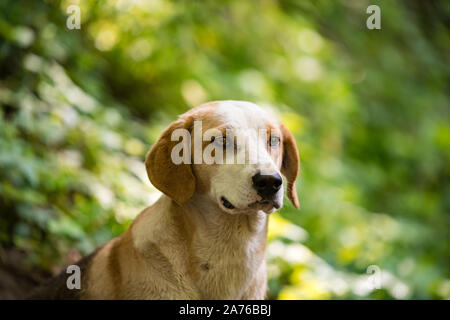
left=248, top=199, right=281, bottom=210
left=220, top=196, right=280, bottom=213
left=220, top=196, right=235, bottom=209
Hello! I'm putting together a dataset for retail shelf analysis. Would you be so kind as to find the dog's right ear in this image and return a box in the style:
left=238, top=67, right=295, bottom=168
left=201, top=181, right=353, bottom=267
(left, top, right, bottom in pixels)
left=145, top=116, right=195, bottom=205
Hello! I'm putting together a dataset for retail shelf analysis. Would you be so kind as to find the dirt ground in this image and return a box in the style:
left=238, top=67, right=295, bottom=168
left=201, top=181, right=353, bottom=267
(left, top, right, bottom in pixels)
left=0, top=248, right=51, bottom=299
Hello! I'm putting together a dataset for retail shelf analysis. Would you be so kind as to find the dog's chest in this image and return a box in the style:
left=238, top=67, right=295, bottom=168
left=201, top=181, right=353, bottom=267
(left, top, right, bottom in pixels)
left=193, top=223, right=266, bottom=299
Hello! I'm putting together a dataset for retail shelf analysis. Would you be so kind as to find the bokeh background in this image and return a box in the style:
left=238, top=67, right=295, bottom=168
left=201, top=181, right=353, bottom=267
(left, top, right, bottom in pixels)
left=0, top=0, right=449, bottom=299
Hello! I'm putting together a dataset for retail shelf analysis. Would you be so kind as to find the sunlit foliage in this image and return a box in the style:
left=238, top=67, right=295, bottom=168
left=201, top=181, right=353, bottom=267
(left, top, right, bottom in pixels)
left=0, top=0, right=448, bottom=299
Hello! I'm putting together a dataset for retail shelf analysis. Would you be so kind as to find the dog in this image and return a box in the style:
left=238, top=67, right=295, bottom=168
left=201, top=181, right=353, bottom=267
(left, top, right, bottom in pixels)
left=29, top=100, right=300, bottom=299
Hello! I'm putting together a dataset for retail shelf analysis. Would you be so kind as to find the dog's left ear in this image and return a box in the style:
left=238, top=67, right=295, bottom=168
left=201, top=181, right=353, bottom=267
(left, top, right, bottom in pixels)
left=280, top=124, right=300, bottom=209
left=145, top=116, right=195, bottom=205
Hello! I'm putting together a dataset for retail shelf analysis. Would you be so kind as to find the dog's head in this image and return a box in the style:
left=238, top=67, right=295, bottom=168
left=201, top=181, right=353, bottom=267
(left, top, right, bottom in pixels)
left=145, top=100, right=300, bottom=214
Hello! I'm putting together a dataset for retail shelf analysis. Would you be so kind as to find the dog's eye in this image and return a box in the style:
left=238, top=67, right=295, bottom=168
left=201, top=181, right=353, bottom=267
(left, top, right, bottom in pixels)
left=269, top=135, right=280, bottom=148
left=213, top=136, right=230, bottom=148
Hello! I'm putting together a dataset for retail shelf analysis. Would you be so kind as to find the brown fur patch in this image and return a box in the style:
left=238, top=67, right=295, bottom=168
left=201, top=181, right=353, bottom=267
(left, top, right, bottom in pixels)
left=280, top=124, right=300, bottom=208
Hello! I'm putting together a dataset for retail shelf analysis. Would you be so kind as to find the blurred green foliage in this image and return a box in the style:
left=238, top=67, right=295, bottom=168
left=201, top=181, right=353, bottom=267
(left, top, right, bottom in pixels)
left=0, top=0, right=449, bottom=299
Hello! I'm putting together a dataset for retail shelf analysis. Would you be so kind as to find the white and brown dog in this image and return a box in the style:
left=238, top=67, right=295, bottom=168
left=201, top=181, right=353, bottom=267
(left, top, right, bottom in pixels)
left=29, top=100, right=300, bottom=299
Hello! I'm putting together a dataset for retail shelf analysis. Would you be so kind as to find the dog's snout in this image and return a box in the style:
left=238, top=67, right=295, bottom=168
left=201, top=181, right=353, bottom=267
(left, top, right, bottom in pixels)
left=252, top=172, right=282, bottom=199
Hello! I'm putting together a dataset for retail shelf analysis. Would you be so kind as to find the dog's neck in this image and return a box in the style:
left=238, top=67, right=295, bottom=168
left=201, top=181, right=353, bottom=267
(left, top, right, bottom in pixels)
left=132, top=194, right=269, bottom=250
left=181, top=194, right=269, bottom=299
left=130, top=194, right=269, bottom=298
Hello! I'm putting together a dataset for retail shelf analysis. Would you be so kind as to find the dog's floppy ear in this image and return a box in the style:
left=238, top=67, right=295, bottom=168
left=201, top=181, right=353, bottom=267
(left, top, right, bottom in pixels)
left=145, top=116, right=195, bottom=205
left=280, top=124, right=300, bottom=209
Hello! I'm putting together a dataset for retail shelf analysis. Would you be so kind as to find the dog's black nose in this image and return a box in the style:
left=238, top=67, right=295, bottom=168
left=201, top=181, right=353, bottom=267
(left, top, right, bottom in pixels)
left=252, top=172, right=282, bottom=199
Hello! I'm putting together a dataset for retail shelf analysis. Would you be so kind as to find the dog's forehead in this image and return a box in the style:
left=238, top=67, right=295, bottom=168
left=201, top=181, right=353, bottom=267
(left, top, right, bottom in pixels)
left=213, top=101, right=277, bottom=130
